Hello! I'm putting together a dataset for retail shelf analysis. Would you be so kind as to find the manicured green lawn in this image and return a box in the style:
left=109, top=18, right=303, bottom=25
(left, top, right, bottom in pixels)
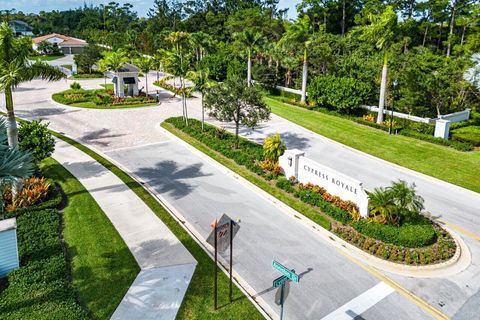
left=51, top=133, right=263, bottom=319
left=265, top=97, right=480, bottom=193
left=68, top=73, right=104, bottom=80
left=40, top=158, right=139, bottom=319
left=28, top=54, right=64, bottom=61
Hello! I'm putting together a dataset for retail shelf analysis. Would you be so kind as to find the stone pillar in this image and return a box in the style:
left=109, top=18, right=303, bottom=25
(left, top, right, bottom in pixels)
left=279, top=149, right=305, bottom=180
left=117, top=76, right=125, bottom=98
left=434, top=119, right=451, bottom=140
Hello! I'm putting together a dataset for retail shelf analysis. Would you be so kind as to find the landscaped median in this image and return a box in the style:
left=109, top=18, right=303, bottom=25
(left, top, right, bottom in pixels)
left=52, top=83, right=156, bottom=109
left=161, top=117, right=458, bottom=267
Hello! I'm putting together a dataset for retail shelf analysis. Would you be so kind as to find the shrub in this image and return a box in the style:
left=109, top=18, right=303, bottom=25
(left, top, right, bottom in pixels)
left=18, top=120, right=55, bottom=164
left=276, top=177, right=294, bottom=193
left=4, top=177, right=51, bottom=212
left=352, top=220, right=436, bottom=248
left=400, top=129, right=474, bottom=151
left=263, top=133, right=286, bottom=161
left=70, top=82, right=81, bottom=90
left=451, top=126, right=480, bottom=146
left=308, top=75, right=370, bottom=113
left=0, top=209, right=88, bottom=318
left=259, top=159, right=282, bottom=176
left=362, top=114, right=375, bottom=123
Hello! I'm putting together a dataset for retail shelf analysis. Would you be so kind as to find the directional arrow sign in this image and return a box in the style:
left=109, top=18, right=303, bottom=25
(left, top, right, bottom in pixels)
left=272, top=260, right=299, bottom=283
left=273, top=275, right=289, bottom=288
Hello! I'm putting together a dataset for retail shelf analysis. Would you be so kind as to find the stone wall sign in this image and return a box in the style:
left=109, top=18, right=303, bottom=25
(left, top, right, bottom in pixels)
left=279, top=149, right=369, bottom=217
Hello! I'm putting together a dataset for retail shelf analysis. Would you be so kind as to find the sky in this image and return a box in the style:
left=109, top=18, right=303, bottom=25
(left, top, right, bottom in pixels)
left=0, top=0, right=301, bottom=19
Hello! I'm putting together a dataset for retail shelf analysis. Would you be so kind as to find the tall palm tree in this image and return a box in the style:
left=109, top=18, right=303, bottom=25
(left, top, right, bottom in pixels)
left=165, top=32, right=192, bottom=126
left=186, top=68, right=214, bottom=131
left=0, top=22, right=65, bottom=148
left=278, top=16, right=314, bottom=104
left=97, top=50, right=128, bottom=96
left=358, top=6, right=398, bottom=124
left=235, top=29, right=264, bottom=87
left=134, top=56, right=153, bottom=97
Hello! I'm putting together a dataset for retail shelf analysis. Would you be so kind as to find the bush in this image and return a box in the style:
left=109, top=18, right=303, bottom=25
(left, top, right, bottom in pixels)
left=70, top=82, right=81, bottom=90
left=276, top=177, right=294, bottom=193
left=18, top=120, right=55, bottom=164
left=308, top=75, right=370, bottom=113
left=263, top=133, right=286, bottom=161
left=0, top=209, right=89, bottom=319
left=400, top=129, right=474, bottom=151
left=4, top=177, right=50, bottom=212
left=352, top=220, right=436, bottom=248
left=451, top=126, right=480, bottom=146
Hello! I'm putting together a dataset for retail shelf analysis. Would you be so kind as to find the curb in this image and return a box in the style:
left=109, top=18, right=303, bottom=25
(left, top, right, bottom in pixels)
left=161, top=125, right=471, bottom=279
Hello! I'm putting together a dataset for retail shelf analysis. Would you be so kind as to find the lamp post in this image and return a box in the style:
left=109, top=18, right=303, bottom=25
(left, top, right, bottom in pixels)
left=389, top=80, right=398, bottom=135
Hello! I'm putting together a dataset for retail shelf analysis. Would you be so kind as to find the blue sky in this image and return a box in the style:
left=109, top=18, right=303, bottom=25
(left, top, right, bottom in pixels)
left=1, top=0, right=300, bottom=19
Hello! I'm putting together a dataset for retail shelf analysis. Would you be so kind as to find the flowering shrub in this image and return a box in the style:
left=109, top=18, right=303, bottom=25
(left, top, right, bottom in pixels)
left=259, top=159, right=282, bottom=175
left=362, top=114, right=375, bottom=122
left=4, top=177, right=51, bottom=212
left=383, top=119, right=398, bottom=128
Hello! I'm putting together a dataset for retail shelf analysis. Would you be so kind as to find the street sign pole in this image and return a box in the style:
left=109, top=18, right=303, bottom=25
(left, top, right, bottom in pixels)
left=229, top=219, right=233, bottom=303
left=280, top=283, right=285, bottom=320
left=214, top=221, right=218, bottom=310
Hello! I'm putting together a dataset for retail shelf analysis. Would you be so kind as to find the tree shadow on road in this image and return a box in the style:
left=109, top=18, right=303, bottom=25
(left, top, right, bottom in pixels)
left=80, top=128, right=125, bottom=147
left=135, top=160, right=212, bottom=200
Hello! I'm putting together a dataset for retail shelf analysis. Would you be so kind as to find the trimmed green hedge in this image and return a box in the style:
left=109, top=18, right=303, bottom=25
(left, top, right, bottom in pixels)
left=352, top=220, right=436, bottom=248
left=400, top=129, right=474, bottom=151
left=451, top=126, right=480, bottom=146
left=0, top=209, right=88, bottom=319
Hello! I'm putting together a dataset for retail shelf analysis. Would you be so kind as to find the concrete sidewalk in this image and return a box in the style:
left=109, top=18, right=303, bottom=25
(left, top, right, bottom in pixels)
left=52, top=138, right=197, bottom=320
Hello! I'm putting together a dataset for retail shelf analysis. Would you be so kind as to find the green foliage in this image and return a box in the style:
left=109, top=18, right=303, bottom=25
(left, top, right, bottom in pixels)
left=73, top=44, right=102, bottom=74
left=352, top=220, right=436, bottom=248
left=18, top=120, right=55, bottom=164
left=0, top=209, right=89, bottom=319
left=451, top=126, right=480, bottom=146
left=263, top=133, right=285, bottom=161
left=70, top=81, right=81, bottom=90
left=204, top=78, right=270, bottom=148
left=308, top=75, right=370, bottom=112
left=400, top=129, right=474, bottom=151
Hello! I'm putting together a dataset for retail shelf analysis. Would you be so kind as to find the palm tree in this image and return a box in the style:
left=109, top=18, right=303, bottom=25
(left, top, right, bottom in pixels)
left=357, top=6, right=398, bottom=124
left=0, top=22, right=65, bottom=148
left=134, top=56, right=153, bottom=97
left=389, top=180, right=424, bottom=219
left=186, top=68, right=214, bottom=131
left=97, top=50, right=128, bottom=97
left=0, top=117, right=34, bottom=217
left=152, top=52, right=163, bottom=82
left=278, top=16, right=314, bottom=104
left=368, top=187, right=399, bottom=225
left=165, top=31, right=192, bottom=126
left=235, top=29, right=264, bottom=87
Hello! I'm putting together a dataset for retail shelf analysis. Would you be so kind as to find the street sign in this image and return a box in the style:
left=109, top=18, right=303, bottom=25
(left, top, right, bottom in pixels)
left=206, top=214, right=240, bottom=253
left=273, top=275, right=289, bottom=288
left=272, top=260, right=299, bottom=283
left=275, top=281, right=290, bottom=306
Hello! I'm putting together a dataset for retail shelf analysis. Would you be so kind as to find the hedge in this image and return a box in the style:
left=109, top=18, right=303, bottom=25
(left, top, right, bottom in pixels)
left=400, top=129, right=474, bottom=151
left=351, top=220, right=436, bottom=248
left=0, top=209, right=88, bottom=319
left=451, top=126, right=480, bottom=146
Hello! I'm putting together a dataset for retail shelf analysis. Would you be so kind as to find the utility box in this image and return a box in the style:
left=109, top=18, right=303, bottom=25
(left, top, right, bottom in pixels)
left=0, top=218, right=20, bottom=278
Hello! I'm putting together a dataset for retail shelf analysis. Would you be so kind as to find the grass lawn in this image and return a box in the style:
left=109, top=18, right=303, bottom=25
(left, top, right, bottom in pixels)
left=40, top=157, right=139, bottom=319
left=28, top=54, right=64, bottom=61
left=50, top=132, right=263, bottom=319
left=68, top=73, right=104, bottom=80
left=265, top=97, right=480, bottom=193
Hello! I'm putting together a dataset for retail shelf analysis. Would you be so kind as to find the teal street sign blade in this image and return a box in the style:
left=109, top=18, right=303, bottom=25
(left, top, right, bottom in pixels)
left=273, top=275, right=289, bottom=288
left=272, top=260, right=299, bottom=283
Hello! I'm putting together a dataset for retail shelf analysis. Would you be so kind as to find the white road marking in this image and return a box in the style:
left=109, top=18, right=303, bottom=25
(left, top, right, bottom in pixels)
left=321, top=281, right=395, bottom=320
